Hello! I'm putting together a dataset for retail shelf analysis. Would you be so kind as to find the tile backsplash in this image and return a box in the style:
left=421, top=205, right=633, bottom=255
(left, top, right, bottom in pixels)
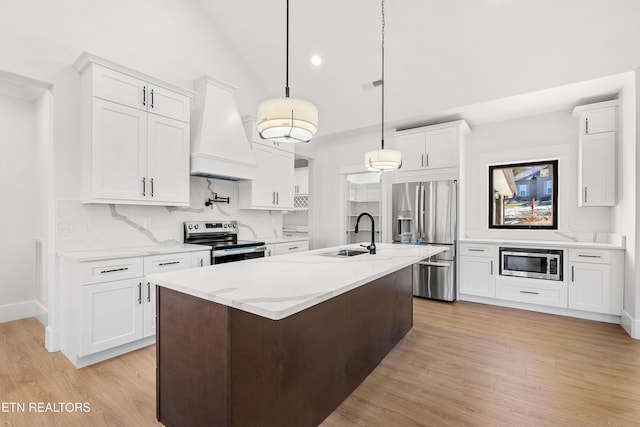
left=57, top=177, right=283, bottom=252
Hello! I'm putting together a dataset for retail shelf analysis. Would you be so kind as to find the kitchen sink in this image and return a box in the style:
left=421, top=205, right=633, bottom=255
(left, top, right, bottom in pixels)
left=321, top=248, right=369, bottom=257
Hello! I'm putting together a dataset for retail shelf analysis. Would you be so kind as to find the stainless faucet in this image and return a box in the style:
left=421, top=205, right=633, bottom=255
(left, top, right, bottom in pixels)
left=355, top=212, right=376, bottom=254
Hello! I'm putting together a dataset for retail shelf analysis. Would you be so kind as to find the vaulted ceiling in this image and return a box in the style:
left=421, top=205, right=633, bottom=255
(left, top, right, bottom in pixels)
left=197, top=0, right=640, bottom=137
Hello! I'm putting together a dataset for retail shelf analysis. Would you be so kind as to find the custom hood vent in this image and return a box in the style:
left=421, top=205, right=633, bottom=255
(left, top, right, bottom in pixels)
left=190, top=75, right=257, bottom=181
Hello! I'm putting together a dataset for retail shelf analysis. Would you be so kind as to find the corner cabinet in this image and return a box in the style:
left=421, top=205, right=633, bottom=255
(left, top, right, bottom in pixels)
left=572, top=100, right=618, bottom=207
left=74, top=53, right=194, bottom=206
left=238, top=119, right=295, bottom=210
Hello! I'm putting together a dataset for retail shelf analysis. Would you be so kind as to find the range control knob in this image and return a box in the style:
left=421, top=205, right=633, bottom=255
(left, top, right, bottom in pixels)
left=194, top=224, right=199, bottom=229
left=232, top=223, right=237, bottom=228
left=224, top=224, right=228, bottom=228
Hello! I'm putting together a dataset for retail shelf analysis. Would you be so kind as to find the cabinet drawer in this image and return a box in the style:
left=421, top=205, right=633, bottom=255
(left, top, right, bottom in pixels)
left=273, top=241, right=309, bottom=256
left=568, top=249, right=611, bottom=264
left=495, top=279, right=567, bottom=308
left=459, top=244, right=495, bottom=257
left=144, top=252, right=192, bottom=274
left=80, top=257, right=144, bottom=285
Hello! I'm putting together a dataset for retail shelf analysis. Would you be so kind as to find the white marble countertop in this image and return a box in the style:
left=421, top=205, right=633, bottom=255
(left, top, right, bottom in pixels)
left=58, top=243, right=212, bottom=262
left=147, top=243, right=445, bottom=321
left=459, top=236, right=625, bottom=250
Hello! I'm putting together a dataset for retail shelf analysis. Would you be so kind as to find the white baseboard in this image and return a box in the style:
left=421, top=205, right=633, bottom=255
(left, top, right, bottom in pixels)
left=621, top=309, right=640, bottom=339
left=0, top=300, right=47, bottom=324
left=45, top=326, right=61, bottom=352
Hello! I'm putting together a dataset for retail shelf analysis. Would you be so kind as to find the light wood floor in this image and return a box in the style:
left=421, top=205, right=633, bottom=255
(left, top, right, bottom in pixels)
left=2, top=300, right=640, bottom=426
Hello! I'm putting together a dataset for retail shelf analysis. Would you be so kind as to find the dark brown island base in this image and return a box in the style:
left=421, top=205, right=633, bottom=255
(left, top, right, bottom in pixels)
left=156, top=266, right=413, bottom=427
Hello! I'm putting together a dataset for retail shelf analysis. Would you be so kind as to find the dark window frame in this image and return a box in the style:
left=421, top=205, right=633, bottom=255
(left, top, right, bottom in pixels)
left=488, top=160, right=558, bottom=230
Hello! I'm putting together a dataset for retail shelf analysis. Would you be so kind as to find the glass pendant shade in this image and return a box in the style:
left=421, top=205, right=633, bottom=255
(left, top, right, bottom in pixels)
left=257, top=97, right=318, bottom=143
left=365, top=148, right=402, bottom=171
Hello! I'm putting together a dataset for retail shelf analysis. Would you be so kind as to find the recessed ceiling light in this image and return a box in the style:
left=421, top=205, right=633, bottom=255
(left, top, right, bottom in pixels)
left=310, top=55, right=322, bottom=66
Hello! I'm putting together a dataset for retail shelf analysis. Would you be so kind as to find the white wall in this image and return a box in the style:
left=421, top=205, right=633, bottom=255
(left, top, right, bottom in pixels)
left=463, top=110, right=612, bottom=239
left=0, top=94, right=38, bottom=321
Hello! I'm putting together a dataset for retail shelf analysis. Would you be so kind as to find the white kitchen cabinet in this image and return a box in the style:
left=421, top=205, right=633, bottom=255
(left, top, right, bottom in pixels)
left=242, top=116, right=295, bottom=153
left=79, top=278, right=144, bottom=356
left=61, top=246, right=211, bottom=367
left=75, top=53, right=193, bottom=206
left=459, top=244, right=496, bottom=298
left=272, top=240, right=310, bottom=256
left=568, top=248, right=622, bottom=315
left=573, top=101, right=617, bottom=207
left=238, top=143, right=294, bottom=210
left=495, top=277, right=567, bottom=308
left=396, top=122, right=469, bottom=173
left=294, top=167, right=309, bottom=194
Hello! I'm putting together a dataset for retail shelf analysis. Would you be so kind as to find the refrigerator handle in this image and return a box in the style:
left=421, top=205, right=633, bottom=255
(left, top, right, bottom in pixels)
left=414, top=185, right=420, bottom=241
left=420, top=184, right=425, bottom=241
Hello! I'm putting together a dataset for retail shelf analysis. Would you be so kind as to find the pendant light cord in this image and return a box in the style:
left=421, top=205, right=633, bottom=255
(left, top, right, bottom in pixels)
left=381, top=0, right=385, bottom=150
left=285, top=0, right=290, bottom=98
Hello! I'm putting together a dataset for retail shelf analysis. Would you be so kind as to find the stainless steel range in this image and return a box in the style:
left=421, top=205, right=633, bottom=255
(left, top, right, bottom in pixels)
left=184, top=221, right=266, bottom=264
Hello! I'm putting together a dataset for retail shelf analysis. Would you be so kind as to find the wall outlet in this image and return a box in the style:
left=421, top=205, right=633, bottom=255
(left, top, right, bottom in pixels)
left=143, top=218, right=152, bottom=230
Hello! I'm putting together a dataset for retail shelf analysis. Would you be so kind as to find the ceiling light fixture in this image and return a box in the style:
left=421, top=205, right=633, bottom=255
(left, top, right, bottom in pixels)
left=365, top=0, right=402, bottom=171
left=310, top=55, right=322, bottom=66
left=256, top=0, right=318, bottom=143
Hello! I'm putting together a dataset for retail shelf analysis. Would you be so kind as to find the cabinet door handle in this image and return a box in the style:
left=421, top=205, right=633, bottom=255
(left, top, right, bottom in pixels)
left=150, top=88, right=154, bottom=108
left=585, top=117, right=589, bottom=134
left=142, top=177, right=146, bottom=197
left=584, top=187, right=588, bottom=204
left=289, top=246, right=299, bottom=250
left=199, top=258, right=203, bottom=267
left=100, top=267, right=129, bottom=274
left=150, top=178, right=154, bottom=197
left=520, top=290, right=539, bottom=295
left=138, top=283, right=142, bottom=304
left=468, top=249, right=485, bottom=252
left=158, top=261, right=181, bottom=266
left=142, top=86, right=146, bottom=106
left=426, top=154, right=429, bottom=167
left=421, top=154, right=424, bottom=167
left=490, top=260, right=493, bottom=275
left=276, top=192, right=279, bottom=205
left=272, top=191, right=276, bottom=205
left=571, top=265, right=575, bottom=282
left=147, top=282, right=151, bottom=302
left=578, top=254, right=602, bottom=259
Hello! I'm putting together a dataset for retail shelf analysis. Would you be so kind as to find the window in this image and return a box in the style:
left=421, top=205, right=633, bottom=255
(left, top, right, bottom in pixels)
left=545, top=180, right=553, bottom=195
left=489, top=160, right=558, bottom=229
left=518, top=185, right=528, bottom=197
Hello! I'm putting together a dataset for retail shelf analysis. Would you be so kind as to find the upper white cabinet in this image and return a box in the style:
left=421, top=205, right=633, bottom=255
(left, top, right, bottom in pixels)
left=294, top=167, right=309, bottom=195
left=75, top=53, right=194, bottom=206
left=239, top=120, right=295, bottom=210
left=573, top=100, right=617, bottom=207
left=395, top=121, right=470, bottom=173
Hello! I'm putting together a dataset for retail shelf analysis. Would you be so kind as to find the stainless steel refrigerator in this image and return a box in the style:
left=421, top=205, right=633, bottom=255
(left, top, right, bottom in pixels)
left=392, top=180, right=457, bottom=301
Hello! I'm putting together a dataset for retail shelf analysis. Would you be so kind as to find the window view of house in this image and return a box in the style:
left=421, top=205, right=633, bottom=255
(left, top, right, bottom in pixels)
left=489, top=160, right=558, bottom=229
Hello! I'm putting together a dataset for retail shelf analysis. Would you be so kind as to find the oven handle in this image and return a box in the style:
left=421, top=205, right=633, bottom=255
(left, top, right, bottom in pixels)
left=212, top=245, right=267, bottom=257
left=417, top=260, right=451, bottom=268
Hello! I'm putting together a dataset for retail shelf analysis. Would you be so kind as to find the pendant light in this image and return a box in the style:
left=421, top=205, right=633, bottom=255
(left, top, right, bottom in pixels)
left=257, top=0, right=318, bottom=143
left=365, top=0, right=402, bottom=171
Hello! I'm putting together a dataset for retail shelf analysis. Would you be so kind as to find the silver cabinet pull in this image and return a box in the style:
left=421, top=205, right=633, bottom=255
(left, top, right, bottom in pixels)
left=571, top=265, right=575, bottom=282
left=490, top=260, right=493, bottom=275
left=158, top=261, right=181, bottom=266
left=520, top=290, right=539, bottom=295
left=468, top=248, right=485, bottom=252
left=150, top=178, right=154, bottom=197
left=147, top=282, right=151, bottom=302
left=199, top=258, right=203, bottom=267
left=585, top=117, right=589, bottom=134
left=100, top=267, right=129, bottom=274
left=142, top=177, right=146, bottom=197
left=138, top=283, right=142, bottom=304
left=276, top=192, right=279, bottom=205
left=578, top=254, right=602, bottom=258
left=289, top=246, right=299, bottom=250
left=272, top=191, right=276, bottom=205
left=142, top=86, right=146, bottom=106
left=150, top=88, right=154, bottom=108
left=426, top=153, right=429, bottom=167
left=584, top=187, right=588, bottom=204
left=421, top=154, right=424, bottom=167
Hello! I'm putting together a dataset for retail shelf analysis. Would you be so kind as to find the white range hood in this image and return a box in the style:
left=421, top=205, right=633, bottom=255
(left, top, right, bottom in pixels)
left=190, top=75, right=257, bottom=181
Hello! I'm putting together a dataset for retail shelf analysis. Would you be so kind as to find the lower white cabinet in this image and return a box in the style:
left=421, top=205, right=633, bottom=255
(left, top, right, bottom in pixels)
left=568, top=248, right=622, bottom=315
left=79, top=278, right=144, bottom=356
left=61, top=248, right=211, bottom=367
left=266, top=240, right=309, bottom=257
left=459, top=244, right=496, bottom=298
left=495, top=278, right=567, bottom=308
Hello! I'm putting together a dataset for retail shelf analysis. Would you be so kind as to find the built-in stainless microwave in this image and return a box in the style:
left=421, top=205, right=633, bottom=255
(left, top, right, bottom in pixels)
left=499, top=247, right=563, bottom=281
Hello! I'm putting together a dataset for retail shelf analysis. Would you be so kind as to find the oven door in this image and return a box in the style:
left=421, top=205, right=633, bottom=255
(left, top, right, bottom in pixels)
left=212, top=246, right=266, bottom=264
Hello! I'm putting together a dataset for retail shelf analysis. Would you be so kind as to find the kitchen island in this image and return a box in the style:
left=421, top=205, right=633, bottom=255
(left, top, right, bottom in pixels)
left=148, top=243, right=446, bottom=427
